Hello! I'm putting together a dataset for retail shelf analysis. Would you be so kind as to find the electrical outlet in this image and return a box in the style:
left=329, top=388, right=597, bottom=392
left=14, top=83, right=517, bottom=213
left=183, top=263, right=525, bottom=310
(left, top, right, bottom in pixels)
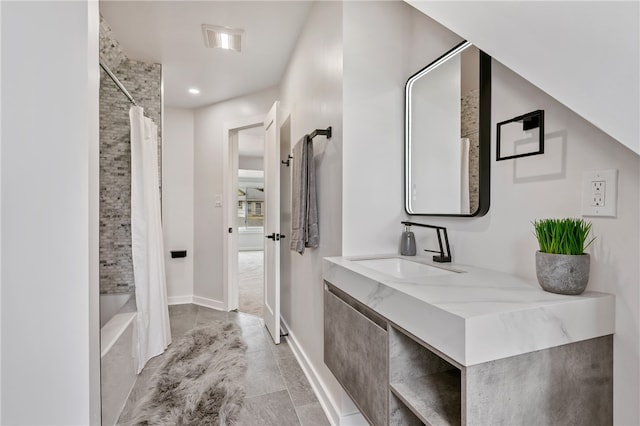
left=591, top=181, right=605, bottom=206
left=582, top=170, right=617, bottom=217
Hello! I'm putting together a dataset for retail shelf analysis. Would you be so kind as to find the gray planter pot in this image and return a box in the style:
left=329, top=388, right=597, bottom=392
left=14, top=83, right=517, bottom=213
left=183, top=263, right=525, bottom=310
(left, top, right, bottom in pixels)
left=535, top=251, right=590, bottom=295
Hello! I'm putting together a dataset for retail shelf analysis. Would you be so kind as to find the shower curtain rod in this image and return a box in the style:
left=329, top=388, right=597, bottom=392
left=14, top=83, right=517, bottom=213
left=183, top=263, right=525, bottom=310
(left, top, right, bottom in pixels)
left=99, top=59, right=137, bottom=106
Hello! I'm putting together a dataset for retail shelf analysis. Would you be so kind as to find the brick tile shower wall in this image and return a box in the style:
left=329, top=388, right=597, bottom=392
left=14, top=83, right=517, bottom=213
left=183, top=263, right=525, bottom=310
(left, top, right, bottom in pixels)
left=100, top=18, right=162, bottom=294
left=461, top=89, right=480, bottom=214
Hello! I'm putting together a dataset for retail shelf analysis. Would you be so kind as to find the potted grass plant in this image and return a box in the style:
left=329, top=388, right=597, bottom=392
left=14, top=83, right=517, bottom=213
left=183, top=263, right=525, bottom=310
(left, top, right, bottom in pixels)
left=533, top=218, right=596, bottom=295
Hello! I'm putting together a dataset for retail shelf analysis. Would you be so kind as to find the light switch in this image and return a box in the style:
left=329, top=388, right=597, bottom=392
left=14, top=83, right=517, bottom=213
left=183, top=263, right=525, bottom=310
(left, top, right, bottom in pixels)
left=215, top=194, right=222, bottom=207
left=581, top=170, right=617, bottom=217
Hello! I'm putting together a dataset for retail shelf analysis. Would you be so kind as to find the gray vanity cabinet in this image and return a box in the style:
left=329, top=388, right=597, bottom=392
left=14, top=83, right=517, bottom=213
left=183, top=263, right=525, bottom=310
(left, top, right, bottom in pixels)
left=324, top=284, right=388, bottom=426
left=463, top=335, right=613, bottom=425
left=323, top=257, right=614, bottom=426
left=324, top=281, right=613, bottom=426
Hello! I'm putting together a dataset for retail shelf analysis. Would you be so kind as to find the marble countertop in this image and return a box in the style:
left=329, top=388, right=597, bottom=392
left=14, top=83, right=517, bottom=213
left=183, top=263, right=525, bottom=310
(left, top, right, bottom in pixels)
left=323, top=255, right=615, bottom=367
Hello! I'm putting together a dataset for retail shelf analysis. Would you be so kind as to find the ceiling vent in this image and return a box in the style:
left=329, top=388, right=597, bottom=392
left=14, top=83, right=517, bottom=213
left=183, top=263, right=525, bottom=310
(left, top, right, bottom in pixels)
left=202, top=24, right=244, bottom=52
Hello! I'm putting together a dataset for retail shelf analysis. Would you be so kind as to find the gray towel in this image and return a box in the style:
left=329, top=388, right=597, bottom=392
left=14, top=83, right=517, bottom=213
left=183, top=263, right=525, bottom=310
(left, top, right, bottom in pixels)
left=290, top=135, right=319, bottom=254
left=306, top=138, right=319, bottom=248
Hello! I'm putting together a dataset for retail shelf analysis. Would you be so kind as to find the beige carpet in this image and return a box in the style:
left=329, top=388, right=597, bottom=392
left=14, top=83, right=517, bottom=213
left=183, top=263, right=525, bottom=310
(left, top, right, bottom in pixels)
left=238, top=251, right=263, bottom=317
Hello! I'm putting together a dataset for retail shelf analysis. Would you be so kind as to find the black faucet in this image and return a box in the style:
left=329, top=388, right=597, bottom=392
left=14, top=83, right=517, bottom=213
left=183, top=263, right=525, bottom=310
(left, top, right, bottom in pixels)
left=401, top=221, right=452, bottom=263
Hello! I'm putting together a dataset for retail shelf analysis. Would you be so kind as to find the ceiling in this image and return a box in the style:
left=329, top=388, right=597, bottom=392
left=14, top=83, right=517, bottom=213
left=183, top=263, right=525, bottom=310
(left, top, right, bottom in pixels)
left=406, top=0, right=640, bottom=154
left=100, top=1, right=313, bottom=109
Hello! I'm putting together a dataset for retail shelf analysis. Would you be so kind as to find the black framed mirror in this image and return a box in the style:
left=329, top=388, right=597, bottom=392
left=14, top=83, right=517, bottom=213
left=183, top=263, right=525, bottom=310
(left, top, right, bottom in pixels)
left=404, top=41, right=491, bottom=217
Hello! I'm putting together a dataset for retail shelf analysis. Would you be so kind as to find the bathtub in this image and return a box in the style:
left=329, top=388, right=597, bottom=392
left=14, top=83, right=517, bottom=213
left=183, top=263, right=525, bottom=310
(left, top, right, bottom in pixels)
left=100, top=293, right=138, bottom=426
left=101, top=293, right=134, bottom=327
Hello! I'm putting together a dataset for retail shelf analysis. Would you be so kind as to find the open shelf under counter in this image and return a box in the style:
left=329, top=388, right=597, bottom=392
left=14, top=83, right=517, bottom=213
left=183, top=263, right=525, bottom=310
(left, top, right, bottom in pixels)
left=390, top=369, right=461, bottom=426
left=389, top=325, right=462, bottom=426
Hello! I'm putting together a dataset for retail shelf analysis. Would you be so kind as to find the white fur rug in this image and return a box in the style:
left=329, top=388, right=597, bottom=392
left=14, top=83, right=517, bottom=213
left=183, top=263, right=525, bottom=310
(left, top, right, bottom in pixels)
left=129, top=321, right=247, bottom=425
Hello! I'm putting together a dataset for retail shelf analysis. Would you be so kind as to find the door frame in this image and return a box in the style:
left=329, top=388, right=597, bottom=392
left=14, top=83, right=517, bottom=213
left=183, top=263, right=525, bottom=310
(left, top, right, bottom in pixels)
left=223, top=115, right=266, bottom=311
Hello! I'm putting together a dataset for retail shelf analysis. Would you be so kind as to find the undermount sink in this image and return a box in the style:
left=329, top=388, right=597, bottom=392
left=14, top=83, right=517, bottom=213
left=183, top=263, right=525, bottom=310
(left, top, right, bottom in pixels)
left=352, top=257, right=457, bottom=279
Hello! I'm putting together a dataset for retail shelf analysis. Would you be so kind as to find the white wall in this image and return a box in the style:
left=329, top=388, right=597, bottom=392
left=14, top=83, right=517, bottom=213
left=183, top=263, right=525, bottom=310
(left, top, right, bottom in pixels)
left=340, top=2, right=639, bottom=423
left=163, top=108, right=195, bottom=302
left=416, top=60, right=640, bottom=425
left=342, top=1, right=462, bottom=257
left=277, top=1, right=347, bottom=422
left=239, top=156, right=263, bottom=170
left=278, top=2, right=466, bottom=421
left=193, top=88, right=278, bottom=304
left=1, top=1, right=100, bottom=424
left=386, top=5, right=640, bottom=423
left=406, top=0, right=640, bottom=155
left=342, top=1, right=406, bottom=257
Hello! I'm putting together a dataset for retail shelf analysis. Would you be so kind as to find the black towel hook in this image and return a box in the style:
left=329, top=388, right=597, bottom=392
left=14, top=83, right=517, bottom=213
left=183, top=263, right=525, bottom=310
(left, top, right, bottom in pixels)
left=308, top=127, right=332, bottom=140
left=282, top=127, right=332, bottom=167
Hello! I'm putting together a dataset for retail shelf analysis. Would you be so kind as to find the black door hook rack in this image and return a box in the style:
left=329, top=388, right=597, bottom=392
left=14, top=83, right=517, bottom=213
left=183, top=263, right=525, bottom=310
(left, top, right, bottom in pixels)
left=281, top=126, right=332, bottom=167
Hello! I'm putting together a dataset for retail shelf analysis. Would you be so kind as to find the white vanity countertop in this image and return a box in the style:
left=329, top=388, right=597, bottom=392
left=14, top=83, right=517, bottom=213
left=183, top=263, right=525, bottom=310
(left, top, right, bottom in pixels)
left=323, top=255, right=615, bottom=367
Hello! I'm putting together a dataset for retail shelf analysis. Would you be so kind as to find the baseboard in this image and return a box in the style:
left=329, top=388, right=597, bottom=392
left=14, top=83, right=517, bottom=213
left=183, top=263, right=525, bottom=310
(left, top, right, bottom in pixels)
left=279, top=318, right=364, bottom=425
left=192, top=295, right=226, bottom=311
left=168, top=295, right=226, bottom=312
left=167, top=295, right=192, bottom=305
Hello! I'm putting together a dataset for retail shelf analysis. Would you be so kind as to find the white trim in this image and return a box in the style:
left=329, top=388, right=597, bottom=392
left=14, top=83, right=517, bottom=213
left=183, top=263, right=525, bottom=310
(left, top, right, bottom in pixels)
left=223, top=127, right=238, bottom=311
left=167, top=295, right=193, bottom=306
left=168, top=295, right=227, bottom=312
left=192, top=295, right=226, bottom=311
left=279, top=318, right=364, bottom=426
left=88, top=2, right=102, bottom=423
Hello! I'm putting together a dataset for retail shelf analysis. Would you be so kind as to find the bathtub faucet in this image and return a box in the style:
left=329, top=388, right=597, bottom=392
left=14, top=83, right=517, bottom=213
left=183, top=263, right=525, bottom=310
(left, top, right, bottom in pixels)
left=400, top=221, right=451, bottom=263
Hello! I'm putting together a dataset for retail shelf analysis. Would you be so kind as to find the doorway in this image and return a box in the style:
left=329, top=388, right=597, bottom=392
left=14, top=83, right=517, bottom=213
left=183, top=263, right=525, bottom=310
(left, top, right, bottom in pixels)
left=223, top=102, right=281, bottom=344
left=235, top=126, right=265, bottom=317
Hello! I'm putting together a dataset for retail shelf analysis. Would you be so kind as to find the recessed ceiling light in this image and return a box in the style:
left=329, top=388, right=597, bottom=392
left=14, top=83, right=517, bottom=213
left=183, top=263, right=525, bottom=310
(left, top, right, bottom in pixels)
left=202, top=24, right=244, bottom=52
left=188, top=88, right=200, bottom=95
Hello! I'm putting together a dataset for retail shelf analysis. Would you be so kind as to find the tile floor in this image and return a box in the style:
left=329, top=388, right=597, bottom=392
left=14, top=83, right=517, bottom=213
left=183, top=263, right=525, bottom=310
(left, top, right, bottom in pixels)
left=117, top=304, right=330, bottom=426
left=238, top=250, right=264, bottom=317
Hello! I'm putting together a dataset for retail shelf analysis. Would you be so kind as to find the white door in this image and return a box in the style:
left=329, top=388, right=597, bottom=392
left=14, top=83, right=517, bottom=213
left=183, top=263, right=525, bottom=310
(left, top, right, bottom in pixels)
left=263, top=101, right=281, bottom=344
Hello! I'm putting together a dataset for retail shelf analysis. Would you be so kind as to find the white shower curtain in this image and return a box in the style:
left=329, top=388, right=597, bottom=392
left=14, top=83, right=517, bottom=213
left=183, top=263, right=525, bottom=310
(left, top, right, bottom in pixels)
left=130, top=105, right=171, bottom=373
